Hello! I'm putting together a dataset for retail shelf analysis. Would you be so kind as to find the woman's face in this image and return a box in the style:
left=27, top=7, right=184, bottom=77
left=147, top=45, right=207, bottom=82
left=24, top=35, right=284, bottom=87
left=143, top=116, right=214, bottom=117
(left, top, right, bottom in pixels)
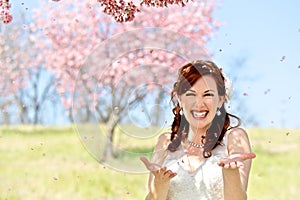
left=178, top=75, right=225, bottom=133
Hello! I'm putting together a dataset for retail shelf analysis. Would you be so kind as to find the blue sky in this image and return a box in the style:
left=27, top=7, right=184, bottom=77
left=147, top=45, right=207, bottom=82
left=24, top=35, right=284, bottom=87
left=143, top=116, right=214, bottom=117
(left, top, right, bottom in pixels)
left=208, top=0, right=300, bottom=128
left=9, top=0, right=300, bottom=128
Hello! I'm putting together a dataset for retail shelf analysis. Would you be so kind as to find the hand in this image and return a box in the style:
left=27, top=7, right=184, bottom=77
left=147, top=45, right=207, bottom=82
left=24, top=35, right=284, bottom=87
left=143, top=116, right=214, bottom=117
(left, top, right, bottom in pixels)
left=140, top=157, right=177, bottom=182
left=217, top=152, right=256, bottom=169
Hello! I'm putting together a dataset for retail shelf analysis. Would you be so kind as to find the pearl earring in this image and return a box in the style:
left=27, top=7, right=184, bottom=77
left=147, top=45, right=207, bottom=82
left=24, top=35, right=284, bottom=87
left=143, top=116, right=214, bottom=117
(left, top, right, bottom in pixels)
left=179, top=108, right=183, bottom=115
left=216, top=108, right=221, bottom=116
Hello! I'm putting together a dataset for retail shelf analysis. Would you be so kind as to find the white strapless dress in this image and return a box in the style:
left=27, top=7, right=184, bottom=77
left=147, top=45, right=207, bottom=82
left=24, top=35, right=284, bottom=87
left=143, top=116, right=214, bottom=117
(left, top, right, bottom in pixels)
left=162, top=136, right=228, bottom=200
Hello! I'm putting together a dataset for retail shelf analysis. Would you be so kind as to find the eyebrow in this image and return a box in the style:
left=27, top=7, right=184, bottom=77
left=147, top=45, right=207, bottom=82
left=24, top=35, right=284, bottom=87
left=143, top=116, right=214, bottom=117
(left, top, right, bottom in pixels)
left=187, top=89, right=216, bottom=93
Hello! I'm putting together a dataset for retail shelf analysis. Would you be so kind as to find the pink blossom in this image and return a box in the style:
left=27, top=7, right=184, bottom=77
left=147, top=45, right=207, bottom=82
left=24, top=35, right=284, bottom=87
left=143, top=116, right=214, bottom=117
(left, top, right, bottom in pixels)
left=0, top=0, right=13, bottom=24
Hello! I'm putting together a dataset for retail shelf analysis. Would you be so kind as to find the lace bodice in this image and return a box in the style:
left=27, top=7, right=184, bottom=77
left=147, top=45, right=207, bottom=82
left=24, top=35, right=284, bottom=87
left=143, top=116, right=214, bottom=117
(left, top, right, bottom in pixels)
left=162, top=135, right=228, bottom=200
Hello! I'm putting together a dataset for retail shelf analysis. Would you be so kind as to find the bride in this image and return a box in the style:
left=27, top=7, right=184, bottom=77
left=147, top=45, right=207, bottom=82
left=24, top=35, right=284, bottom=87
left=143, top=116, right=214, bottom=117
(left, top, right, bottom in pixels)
left=141, top=60, right=255, bottom=200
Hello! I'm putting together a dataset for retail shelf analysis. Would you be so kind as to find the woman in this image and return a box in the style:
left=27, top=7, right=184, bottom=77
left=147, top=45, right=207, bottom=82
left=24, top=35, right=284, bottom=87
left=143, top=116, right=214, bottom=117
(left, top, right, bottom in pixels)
left=140, top=60, right=256, bottom=200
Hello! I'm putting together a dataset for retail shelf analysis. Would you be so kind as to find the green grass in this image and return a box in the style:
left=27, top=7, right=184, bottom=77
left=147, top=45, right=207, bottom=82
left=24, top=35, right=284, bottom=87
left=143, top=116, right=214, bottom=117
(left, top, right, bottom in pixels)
left=0, top=125, right=299, bottom=199
left=246, top=127, right=300, bottom=200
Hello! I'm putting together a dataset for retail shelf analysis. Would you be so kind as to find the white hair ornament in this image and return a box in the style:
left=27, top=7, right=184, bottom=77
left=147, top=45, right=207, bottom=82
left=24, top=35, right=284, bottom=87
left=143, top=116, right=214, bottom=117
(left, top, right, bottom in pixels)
left=223, top=73, right=233, bottom=102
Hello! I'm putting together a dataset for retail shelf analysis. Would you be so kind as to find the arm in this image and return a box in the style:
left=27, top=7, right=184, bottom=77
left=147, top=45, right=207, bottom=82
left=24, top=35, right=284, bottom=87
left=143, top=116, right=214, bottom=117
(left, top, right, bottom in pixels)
left=142, top=133, right=176, bottom=200
left=220, top=128, right=255, bottom=200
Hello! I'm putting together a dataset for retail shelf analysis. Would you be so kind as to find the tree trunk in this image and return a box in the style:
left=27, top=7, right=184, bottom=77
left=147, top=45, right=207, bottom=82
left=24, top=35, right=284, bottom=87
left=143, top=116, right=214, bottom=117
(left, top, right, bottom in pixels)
left=154, top=89, right=164, bottom=126
left=102, top=112, right=119, bottom=162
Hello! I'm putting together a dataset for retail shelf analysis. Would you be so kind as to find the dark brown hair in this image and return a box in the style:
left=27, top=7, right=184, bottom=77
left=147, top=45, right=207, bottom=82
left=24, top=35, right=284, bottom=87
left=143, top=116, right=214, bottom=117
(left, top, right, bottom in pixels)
left=167, top=60, right=241, bottom=158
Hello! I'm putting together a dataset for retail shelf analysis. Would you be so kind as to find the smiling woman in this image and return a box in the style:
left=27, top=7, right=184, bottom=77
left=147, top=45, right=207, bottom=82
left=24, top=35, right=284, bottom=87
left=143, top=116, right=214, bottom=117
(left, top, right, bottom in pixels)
left=140, top=60, right=256, bottom=200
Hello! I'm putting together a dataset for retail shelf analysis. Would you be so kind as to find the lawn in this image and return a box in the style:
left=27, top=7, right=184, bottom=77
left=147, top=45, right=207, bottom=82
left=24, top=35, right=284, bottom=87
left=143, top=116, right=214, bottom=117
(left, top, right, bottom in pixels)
left=0, top=125, right=299, bottom=200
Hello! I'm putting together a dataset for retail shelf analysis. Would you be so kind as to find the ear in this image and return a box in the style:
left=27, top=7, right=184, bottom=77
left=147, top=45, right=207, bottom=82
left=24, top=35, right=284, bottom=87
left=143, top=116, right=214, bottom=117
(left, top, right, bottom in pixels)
left=218, top=95, right=225, bottom=108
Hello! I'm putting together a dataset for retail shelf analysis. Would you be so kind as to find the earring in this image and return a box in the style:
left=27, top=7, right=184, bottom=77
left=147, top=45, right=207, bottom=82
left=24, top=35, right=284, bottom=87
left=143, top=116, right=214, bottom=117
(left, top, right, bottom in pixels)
left=216, top=108, right=221, bottom=116
left=179, top=108, right=183, bottom=115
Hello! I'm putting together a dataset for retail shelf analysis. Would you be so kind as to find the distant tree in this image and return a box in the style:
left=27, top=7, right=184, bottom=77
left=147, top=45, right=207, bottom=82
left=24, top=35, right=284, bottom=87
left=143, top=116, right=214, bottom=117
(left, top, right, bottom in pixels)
left=0, top=20, right=29, bottom=124
left=0, top=12, right=59, bottom=125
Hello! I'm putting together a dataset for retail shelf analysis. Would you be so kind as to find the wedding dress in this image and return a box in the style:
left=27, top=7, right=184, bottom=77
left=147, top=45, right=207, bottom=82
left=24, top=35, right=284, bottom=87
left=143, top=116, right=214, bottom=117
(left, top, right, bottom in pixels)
left=162, top=135, right=228, bottom=200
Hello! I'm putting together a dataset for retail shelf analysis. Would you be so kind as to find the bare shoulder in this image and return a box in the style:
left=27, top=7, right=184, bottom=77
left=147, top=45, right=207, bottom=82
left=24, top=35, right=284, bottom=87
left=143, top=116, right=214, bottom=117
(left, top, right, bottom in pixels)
left=153, top=132, right=172, bottom=152
left=227, top=127, right=249, bottom=139
left=226, top=127, right=252, bottom=154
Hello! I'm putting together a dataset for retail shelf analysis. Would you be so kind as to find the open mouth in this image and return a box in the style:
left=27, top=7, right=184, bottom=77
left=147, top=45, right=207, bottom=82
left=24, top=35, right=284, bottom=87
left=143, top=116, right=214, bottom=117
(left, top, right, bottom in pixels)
left=191, top=110, right=208, bottom=119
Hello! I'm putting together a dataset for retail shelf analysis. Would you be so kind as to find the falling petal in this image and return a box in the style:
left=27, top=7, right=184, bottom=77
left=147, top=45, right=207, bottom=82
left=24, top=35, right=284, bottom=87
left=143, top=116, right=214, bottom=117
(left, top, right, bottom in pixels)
left=53, top=177, right=58, bottom=181
left=280, top=56, right=285, bottom=62
left=243, top=92, right=248, bottom=96
left=286, top=132, right=290, bottom=136
left=264, top=89, right=271, bottom=95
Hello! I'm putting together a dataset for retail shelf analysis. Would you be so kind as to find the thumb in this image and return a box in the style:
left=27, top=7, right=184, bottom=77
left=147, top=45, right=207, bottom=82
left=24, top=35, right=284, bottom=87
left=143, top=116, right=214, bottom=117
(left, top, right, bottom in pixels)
left=140, top=156, right=161, bottom=171
left=140, top=156, right=151, bottom=167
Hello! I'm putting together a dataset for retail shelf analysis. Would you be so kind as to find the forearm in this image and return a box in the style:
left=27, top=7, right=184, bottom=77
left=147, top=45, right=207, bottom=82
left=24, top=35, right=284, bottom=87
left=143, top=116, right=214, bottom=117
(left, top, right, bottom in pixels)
left=222, top=168, right=247, bottom=200
left=146, top=180, right=169, bottom=200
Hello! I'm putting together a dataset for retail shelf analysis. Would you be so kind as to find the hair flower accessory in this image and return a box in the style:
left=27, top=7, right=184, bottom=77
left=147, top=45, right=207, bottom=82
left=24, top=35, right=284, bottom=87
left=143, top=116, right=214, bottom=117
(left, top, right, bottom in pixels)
left=223, top=73, right=233, bottom=102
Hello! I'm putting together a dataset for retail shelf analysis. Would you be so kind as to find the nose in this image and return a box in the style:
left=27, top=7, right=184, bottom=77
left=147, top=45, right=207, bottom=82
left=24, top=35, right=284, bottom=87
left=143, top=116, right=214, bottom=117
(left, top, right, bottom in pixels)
left=194, top=95, right=205, bottom=107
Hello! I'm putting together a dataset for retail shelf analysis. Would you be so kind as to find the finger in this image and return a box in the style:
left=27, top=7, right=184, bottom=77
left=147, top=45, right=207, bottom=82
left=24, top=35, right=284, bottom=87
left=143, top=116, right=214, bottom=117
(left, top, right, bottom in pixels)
left=164, top=170, right=172, bottom=176
left=169, top=172, right=177, bottom=179
left=229, top=161, right=237, bottom=168
left=217, top=158, right=227, bottom=166
left=164, top=170, right=177, bottom=178
left=223, top=162, right=230, bottom=169
left=159, top=166, right=167, bottom=173
left=233, top=152, right=256, bottom=160
left=217, top=160, right=224, bottom=167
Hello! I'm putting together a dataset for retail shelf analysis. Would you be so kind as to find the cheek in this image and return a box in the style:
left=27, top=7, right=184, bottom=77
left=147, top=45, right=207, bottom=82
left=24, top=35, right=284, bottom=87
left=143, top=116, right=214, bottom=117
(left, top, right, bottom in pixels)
left=204, top=98, right=219, bottom=109
left=180, top=97, right=194, bottom=106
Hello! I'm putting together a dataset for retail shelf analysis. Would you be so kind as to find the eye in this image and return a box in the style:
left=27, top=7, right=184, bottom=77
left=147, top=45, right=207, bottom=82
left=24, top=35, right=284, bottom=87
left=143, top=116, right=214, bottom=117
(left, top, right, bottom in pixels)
left=204, top=93, right=214, bottom=97
left=185, top=93, right=196, bottom=96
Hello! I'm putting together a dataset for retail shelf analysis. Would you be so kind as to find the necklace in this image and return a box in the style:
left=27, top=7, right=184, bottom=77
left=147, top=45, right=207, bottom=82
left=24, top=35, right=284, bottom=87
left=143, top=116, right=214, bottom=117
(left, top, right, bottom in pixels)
left=187, top=139, right=204, bottom=149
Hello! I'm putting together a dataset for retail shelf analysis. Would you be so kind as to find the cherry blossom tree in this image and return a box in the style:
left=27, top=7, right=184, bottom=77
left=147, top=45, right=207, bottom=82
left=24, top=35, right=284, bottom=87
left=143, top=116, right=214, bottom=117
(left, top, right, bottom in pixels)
left=2, top=0, right=200, bottom=24
left=29, top=0, right=114, bottom=122
left=0, top=0, right=13, bottom=24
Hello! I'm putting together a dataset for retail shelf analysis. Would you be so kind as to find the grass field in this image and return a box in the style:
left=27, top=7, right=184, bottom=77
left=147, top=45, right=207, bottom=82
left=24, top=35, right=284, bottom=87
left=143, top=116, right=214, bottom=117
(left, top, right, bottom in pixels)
left=0, top=125, right=299, bottom=200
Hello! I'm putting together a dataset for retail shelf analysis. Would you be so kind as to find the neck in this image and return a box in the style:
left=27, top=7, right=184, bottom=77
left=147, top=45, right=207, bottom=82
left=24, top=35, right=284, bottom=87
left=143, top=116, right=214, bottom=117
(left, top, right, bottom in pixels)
left=187, top=127, right=206, bottom=144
